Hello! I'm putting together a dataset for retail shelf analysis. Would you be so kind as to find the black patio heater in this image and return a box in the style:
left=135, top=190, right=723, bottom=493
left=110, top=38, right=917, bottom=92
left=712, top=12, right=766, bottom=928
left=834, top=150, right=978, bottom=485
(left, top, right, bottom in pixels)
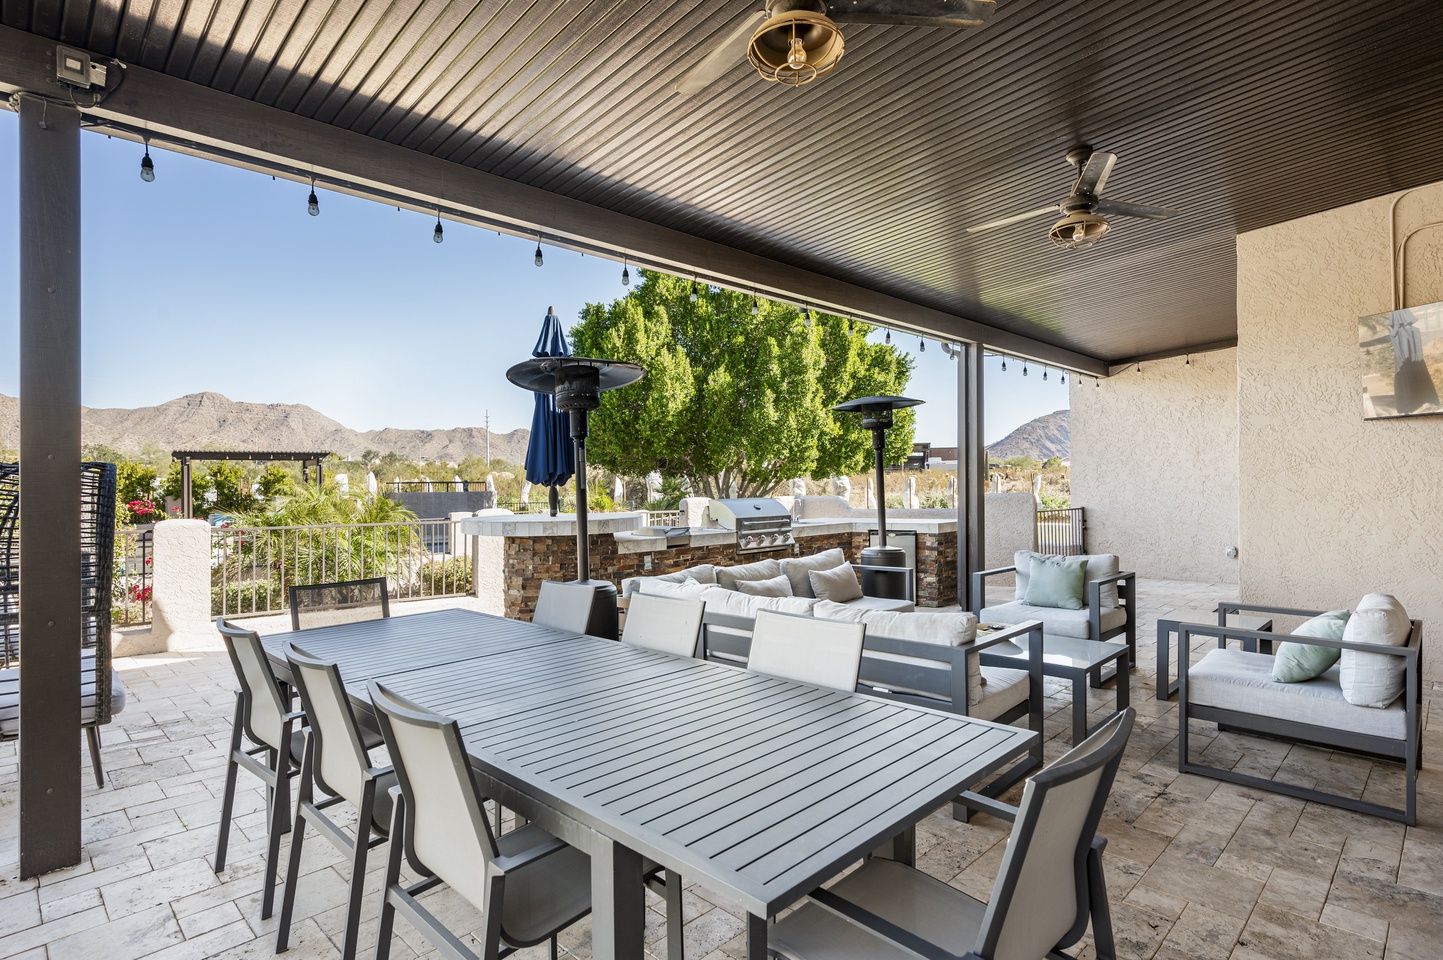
left=832, top=395, right=924, bottom=601
left=507, top=355, right=645, bottom=640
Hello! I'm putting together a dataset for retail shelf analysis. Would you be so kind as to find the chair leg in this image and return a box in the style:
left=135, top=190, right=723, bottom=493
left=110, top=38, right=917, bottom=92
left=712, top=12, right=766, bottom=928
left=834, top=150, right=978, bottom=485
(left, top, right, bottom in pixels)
left=262, top=758, right=292, bottom=919
left=374, top=798, right=407, bottom=960
left=215, top=695, right=244, bottom=873
left=1086, top=844, right=1116, bottom=960
left=85, top=725, right=104, bottom=787
left=276, top=809, right=309, bottom=953
left=341, top=824, right=374, bottom=960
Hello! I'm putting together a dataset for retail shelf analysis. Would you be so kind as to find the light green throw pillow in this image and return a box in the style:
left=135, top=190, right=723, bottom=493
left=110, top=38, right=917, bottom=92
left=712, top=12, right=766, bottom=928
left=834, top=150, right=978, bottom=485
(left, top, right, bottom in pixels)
left=1271, top=610, right=1350, bottom=683
left=1022, top=556, right=1087, bottom=610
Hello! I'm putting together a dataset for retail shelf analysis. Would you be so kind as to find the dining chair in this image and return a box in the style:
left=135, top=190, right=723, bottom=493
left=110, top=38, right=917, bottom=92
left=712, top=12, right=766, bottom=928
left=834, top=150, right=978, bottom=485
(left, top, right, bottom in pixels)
left=768, top=707, right=1137, bottom=960
left=213, top=617, right=304, bottom=920
left=368, top=679, right=593, bottom=960
left=532, top=580, right=601, bottom=633
left=289, top=577, right=390, bottom=631
left=747, top=609, right=865, bottom=692
left=621, top=593, right=705, bottom=657
left=275, top=644, right=396, bottom=960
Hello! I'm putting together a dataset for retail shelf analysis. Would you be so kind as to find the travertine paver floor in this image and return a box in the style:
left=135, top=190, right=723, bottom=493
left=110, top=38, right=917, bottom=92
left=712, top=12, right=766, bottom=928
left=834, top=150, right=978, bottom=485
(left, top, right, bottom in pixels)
left=1, top=580, right=1439, bottom=960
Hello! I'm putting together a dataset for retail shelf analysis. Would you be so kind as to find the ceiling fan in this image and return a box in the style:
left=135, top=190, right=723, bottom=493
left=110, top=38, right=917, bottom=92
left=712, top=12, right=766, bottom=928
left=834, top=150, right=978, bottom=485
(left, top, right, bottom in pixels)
left=966, top=146, right=1181, bottom=250
left=676, top=0, right=996, bottom=95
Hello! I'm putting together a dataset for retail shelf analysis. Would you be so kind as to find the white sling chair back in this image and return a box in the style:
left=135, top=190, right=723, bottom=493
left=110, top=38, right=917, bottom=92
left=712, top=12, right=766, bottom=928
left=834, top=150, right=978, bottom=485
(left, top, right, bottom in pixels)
left=622, top=593, right=705, bottom=657
left=748, top=609, right=865, bottom=692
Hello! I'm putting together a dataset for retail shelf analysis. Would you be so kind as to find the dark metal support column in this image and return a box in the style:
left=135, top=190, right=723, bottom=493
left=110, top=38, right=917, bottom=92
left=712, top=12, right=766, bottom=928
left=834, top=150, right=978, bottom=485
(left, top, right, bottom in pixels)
left=180, top=456, right=193, bottom=518
left=958, top=345, right=986, bottom=610
left=18, top=93, right=83, bottom=878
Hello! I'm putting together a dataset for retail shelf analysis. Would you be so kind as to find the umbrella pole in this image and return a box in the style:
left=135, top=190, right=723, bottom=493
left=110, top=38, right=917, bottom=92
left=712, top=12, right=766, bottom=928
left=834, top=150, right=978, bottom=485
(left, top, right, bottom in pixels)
left=548, top=484, right=559, bottom=517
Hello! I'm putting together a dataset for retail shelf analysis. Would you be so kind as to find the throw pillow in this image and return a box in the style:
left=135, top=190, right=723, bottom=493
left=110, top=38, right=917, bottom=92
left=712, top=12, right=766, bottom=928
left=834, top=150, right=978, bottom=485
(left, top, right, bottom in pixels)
left=1022, top=556, right=1087, bottom=610
left=736, top=573, right=794, bottom=598
left=1270, top=610, right=1349, bottom=682
left=715, top=557, right=783, bottom=591
left=1339, top=593, right=1412, bottom=707
left=809, top=563, right=863, bottom=603
left=779, top=548, right=847, bottom=598
left=1013, top=551, right=1120, bottom=607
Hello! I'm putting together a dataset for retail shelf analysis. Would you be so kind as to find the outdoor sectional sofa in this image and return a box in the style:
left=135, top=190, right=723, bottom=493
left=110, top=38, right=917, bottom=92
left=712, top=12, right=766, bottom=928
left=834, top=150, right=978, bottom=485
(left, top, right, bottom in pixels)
left=621, top=548, right=916, bottom=613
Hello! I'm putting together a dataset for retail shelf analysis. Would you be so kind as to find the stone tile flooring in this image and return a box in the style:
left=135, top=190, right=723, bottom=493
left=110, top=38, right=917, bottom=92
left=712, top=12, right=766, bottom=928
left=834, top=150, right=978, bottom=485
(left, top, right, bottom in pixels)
left=1, top=581, right=1438, bottom=960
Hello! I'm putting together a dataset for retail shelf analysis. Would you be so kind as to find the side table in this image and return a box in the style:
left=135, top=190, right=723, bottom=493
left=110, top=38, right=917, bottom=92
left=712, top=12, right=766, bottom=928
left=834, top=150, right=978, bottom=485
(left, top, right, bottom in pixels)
left=980, top=626, right=1129, bottom=745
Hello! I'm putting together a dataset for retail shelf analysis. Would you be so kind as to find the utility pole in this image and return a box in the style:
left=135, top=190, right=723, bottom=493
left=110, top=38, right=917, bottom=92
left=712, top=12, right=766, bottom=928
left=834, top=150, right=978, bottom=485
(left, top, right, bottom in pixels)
left=485, top=410, right=491, bottom=467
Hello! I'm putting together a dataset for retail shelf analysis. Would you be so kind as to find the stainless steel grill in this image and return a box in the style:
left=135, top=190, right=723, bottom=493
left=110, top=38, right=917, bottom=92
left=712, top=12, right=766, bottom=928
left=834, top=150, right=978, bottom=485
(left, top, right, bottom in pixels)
left=709, top=499, right=795, bottom=556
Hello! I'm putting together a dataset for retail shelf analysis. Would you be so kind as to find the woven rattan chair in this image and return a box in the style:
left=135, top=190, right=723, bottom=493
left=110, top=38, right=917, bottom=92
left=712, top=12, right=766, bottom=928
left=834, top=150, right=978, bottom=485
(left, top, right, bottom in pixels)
left=0, top=462, right=124, bottom=788
left=214, top=616, right=304, bottom=920
left=768, top=708, right=1136, bottom=960
left=289, top=577, right=390, bottom=631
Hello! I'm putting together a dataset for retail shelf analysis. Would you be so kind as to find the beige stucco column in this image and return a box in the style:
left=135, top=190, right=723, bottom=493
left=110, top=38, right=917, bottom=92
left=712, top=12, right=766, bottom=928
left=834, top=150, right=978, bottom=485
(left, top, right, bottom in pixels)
left=148, top=519, right=217, bottom=650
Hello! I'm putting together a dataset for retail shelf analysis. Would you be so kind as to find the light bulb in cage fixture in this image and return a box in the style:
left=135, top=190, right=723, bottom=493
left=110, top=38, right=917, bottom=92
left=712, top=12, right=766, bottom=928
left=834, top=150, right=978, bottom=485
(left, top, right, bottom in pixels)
left=140, top=141, right=155, bottom=182
left=1061, top=371, right=1068, bottom=384
left=689, top=279, right=699, bottom=302
left=1043, top=366, right=1048, bottom=381
left=751, top=293, right=760, bottom=316
left=307, top=177, right=319, bottom=216
left=433, top=210, right=444, bottom=243
left=919, top=338, right=925, bottom=352
left=847, top=316, right=855, bottom=334
left=884, top=329, right=891, bottom=345
left=1001, top=356, right=1007, bottom=372
left=621, top=258, right=630, bottom=287
left=534, top=240, right=544, bottom=267
left=1023, top=361, right=1029, bottom=377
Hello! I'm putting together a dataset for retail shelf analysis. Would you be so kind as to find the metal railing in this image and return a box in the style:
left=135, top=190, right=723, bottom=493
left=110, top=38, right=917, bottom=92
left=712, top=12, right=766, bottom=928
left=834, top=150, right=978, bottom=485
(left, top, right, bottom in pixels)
left=1036, top=507, right=1086, bottom=556
left=211, top=519, right=474, bottom=617
left=490, top=497, right=637, bottom=515
left=388, top=480, right=476, bottom=492
left=113, top=526, right=154, bottom=625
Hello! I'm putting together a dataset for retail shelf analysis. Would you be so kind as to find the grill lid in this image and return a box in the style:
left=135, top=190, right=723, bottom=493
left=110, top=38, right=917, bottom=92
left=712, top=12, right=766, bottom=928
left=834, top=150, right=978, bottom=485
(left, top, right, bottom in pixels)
left=709, top=498, right=791, bottom=526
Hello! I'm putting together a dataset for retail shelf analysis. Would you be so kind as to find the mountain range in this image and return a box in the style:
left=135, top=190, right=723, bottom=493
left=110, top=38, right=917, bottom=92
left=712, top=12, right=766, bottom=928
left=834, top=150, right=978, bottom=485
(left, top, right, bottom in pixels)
left=0, top=392, right=532, bottom=465
left=986, top=409, right=1069, bottom=461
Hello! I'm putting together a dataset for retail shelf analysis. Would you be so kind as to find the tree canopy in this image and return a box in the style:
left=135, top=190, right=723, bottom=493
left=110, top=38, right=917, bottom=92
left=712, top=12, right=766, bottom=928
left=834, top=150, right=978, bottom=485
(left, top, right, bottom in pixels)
left=569, top=272, right=915, bottom=498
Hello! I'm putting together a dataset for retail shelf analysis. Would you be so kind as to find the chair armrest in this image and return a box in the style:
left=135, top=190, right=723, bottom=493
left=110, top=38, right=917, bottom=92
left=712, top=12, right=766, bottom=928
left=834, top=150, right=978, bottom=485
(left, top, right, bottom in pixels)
left=491, top=832, right=570, bottom=873
left=1214, top=601, right=1328, bottom=620
left=970, top=620, right=1043, bottom=654
left=954, top=791, right=1018, bottom=822
left=970, top=565, right=1017, bottom=616
left=1086, top=570, right=1135, bottom=607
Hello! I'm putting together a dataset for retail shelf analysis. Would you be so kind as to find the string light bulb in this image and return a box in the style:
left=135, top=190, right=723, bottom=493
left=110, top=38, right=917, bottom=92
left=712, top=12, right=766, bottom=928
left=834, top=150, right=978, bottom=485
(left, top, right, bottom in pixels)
left=621, top=258, right=630, bottom=287
left=919, top=338, right=925, bottom=352
left=432, top=208, right=444, bottom=243
left=751, top=293, right=760, bottom=315
left=1185, top=353, right=1191, bottom=366
left=307, top=177, right=319, bottom=216
left=534, top=238, right=544, bottom=267
left=1043, top=366, right=1049, bottom=381
left=884, top=329, right=891, bottom=345
left=689, top=278, right=699, bottom=302
left=1023, top=361, right=1029, bottom=377
left=1061, top=371, right=1068, bottom=384
left=139, top=140, right=155, bottom=182
left=1137, top=362, right=1142, bottom=374
left=1001, top=357, right=1007, bottom=372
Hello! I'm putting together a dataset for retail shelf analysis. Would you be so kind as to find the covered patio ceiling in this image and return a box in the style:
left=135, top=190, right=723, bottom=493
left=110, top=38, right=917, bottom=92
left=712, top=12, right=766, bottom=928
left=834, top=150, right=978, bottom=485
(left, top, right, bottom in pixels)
left=4, top=0, right=1443, bottom=369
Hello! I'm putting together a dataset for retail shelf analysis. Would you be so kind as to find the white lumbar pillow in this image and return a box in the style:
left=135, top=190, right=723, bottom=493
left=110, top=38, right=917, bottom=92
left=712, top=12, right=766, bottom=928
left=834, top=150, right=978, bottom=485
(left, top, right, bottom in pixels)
left=1338, top=593, right=1412, bottom=708
left=637, top=577, right=710, bottom=601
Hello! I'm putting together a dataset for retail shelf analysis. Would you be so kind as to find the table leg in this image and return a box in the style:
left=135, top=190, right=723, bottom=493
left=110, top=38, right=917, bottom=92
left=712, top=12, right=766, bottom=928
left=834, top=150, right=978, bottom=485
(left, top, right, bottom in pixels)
left=1072, top=672, right=1088, bottom=746
left=747, top=913, right=769, bottom=960
left=1116, top=648, right=1130, bottom=714
left=590, top=838, right=645, bottom=960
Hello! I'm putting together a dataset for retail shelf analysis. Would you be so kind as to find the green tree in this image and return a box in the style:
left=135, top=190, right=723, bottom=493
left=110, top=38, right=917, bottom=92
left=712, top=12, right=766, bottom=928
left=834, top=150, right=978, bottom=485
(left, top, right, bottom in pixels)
left=569, top=272, right=915, bottom=498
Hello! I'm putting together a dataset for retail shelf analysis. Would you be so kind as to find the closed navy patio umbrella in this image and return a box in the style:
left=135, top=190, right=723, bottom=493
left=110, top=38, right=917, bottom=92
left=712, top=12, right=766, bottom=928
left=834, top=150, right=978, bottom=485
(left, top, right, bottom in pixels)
left=523, top=307, right=575, bottom=516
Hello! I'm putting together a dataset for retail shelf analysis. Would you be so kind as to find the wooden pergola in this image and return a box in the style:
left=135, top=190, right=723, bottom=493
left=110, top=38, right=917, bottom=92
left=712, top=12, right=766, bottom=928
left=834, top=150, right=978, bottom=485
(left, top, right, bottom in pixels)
left=4, top=0, right=1443, bottom=883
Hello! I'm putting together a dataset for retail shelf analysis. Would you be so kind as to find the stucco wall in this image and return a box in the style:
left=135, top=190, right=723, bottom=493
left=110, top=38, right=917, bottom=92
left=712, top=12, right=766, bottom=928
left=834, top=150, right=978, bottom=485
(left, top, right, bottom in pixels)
left=1071, top=350, right=1240, bottom=583
left=1237, top=181, right=1443, bottom=670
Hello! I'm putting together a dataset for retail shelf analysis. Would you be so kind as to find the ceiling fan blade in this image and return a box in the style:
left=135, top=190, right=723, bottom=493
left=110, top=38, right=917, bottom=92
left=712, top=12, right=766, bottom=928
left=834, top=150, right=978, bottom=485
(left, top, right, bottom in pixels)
left=675, top=10, right=766, bottom=96
left=1074, top=150, right=1116, bottom=196
left=1094, top=198, right=1180, bottom=220
left=965, top=205, right=1059, bottom=233
left=830, top=0, right=996, bottom=28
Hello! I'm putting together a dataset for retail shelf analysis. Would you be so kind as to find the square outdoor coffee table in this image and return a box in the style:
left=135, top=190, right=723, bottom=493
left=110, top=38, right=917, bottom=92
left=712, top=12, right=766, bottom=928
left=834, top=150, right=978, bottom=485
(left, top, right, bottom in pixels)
left=979, top=626, right=1129, bottom=745
left=1155, top=607, right=1274, bottom=700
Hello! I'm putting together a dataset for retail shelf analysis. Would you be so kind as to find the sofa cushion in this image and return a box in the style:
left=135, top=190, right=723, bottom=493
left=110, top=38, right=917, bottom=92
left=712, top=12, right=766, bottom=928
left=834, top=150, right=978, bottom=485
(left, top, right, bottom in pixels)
left=813, top=602, right=983, bottom=708
left=809, top=563, right=863, bottom=604
left=1339, top=593, right=1412, bottom=708
left=844, top=596, right=916, bottom=613
left=1022, top=555, right=1087, bottom=610
left=972, top=666, right=1029, bottom=723
left=780, top=548, right=847, bottom=598
left=1190, top=649, right=1405, bottom=739
left=0, top=660, right=124, bottom=737
left=736, top=573, right=794, bottom=598
left=715, top=558, right=783, bottom=591
left=636, top=578, right=710, bottom=601
left=1014, top=551, right=1120, bottom=608
left=979, top=600, right=1126, bottom=640
left=621, top=564, right=717, bottom=598
left=1271, top=610, right=1348, bottom=683
left=700, top=586, right=817, bottom=620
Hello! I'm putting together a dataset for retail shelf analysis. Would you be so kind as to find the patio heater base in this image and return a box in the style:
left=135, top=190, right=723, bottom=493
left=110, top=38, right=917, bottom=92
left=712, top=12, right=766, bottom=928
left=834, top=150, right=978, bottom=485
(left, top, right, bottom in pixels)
left=573, top=578, right=619, bottom=640
left=859, top=545, right=911, bottom=601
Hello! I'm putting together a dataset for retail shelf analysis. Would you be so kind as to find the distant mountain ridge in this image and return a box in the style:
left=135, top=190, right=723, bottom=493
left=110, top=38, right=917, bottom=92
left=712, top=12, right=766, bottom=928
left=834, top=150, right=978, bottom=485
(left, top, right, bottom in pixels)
left=987, top=409, right=1069, bottom=461
left=0, top=392, right=531, bottom=464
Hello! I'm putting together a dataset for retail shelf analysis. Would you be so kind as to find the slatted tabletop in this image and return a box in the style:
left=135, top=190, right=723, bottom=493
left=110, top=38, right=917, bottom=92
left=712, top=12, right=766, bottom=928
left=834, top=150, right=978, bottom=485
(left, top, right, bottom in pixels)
left=260, top=608, right=582, bottom=685
left=373, top=634, right=1036, bottom=918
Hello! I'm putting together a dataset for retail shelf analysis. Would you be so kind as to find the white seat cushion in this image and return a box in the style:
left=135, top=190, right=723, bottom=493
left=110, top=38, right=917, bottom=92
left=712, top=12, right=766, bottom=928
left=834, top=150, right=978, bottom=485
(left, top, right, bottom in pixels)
left=972, top=665, right=1029, bottom=722
left=0, top=658, right=125, bottom=737
left=1188, top=649, right=1406, bottom=740
left=980, top=600, right=1126, bottom=640
left=634, top=578, right=710, bottom=601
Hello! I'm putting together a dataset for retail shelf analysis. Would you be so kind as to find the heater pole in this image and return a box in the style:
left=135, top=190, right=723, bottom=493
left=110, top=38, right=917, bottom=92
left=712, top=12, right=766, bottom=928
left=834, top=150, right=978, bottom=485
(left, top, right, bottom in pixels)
left=872, top=427, right=888, bottom=544
left=570, top=409, right=590, bottom=582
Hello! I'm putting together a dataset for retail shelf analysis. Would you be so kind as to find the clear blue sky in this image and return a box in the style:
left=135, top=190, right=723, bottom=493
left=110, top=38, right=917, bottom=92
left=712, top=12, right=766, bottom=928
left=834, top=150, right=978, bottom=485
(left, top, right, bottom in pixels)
left=0, top=111, right=1067, bottom=448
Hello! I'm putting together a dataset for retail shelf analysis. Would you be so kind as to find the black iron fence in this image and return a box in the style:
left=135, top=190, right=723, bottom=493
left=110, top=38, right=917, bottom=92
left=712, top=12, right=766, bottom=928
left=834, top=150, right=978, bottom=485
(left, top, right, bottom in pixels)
left=1036, top=507, right=1086, bottom=555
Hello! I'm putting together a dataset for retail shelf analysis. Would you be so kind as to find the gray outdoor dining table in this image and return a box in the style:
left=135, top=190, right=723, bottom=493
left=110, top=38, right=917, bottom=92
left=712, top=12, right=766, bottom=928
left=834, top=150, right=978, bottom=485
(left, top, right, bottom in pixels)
left=264, top=607, right=1038, bottom=960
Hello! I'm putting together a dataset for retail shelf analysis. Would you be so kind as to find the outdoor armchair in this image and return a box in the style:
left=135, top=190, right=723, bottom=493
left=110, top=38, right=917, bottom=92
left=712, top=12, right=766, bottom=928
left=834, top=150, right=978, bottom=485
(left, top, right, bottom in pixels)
left=768, top=707, right=1135, bottom=960
left=973, top=550, right=1136, bottom=665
